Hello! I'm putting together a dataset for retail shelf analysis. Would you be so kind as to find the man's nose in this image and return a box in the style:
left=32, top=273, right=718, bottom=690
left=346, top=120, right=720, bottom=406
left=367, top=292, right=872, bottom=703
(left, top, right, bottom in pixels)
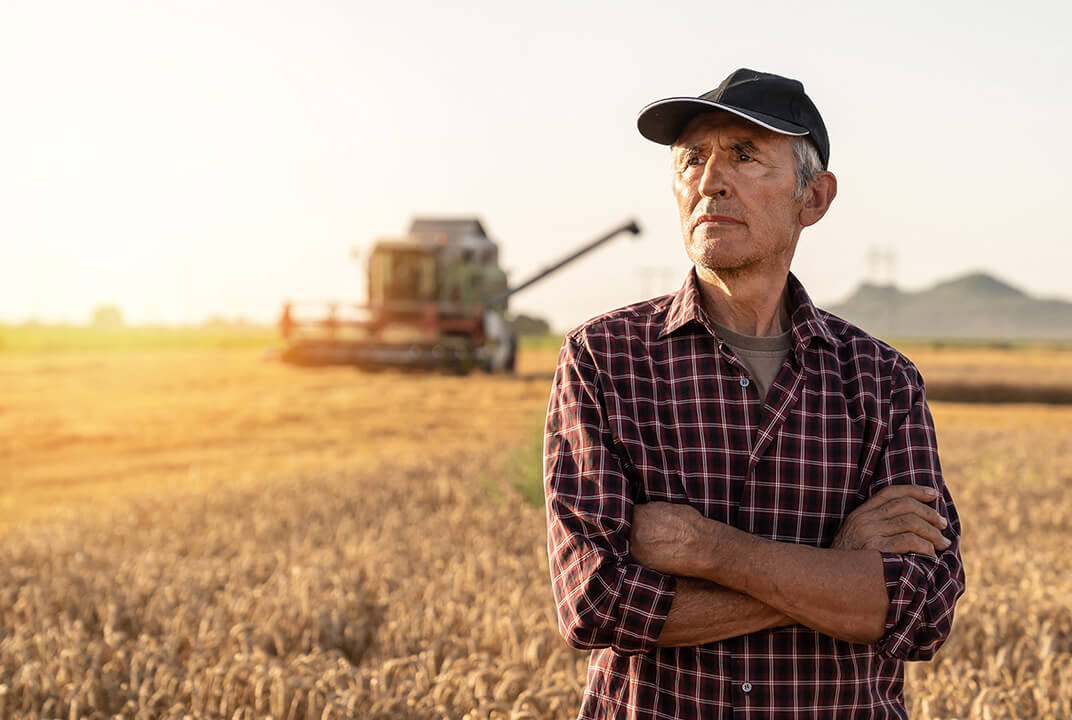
left=700, top=156, right=730, bottom=198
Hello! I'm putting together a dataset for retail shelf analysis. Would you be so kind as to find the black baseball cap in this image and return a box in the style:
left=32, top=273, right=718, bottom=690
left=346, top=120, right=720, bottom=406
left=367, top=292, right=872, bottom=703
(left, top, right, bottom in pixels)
left=637, top=68, right=830, bottom=169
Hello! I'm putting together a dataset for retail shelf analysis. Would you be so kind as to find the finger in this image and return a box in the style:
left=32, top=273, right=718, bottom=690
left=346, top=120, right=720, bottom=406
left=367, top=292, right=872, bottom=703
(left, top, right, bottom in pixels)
left=885, top=513, right=951, bottom=550
left=881, top=497, right=948, bottom=530
left=870, top=484, right=940, bottom=505
left=852, top=484, right=937, bottom=516
left=879, top=532, right=937, bottom=557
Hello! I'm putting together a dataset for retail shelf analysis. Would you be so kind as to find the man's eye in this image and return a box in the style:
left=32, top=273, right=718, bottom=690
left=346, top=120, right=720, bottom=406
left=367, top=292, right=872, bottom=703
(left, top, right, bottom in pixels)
left=736, top=153, right=752, bottom=162
left=685, top=155, right=704, bottom=167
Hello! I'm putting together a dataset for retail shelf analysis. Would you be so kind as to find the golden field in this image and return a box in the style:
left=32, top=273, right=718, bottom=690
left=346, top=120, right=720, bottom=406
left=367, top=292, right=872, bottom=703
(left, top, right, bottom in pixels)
left=0, top=341, right=1070, bottom=719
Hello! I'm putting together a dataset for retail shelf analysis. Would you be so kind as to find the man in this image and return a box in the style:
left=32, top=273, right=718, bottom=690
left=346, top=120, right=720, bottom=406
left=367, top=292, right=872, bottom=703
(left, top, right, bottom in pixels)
left=543, top=69, right=965, bottom=719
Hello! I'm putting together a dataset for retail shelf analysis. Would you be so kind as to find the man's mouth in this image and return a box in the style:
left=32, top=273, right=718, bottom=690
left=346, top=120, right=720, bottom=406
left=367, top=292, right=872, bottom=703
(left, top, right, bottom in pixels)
left=693, top=214, right=744, bottom=230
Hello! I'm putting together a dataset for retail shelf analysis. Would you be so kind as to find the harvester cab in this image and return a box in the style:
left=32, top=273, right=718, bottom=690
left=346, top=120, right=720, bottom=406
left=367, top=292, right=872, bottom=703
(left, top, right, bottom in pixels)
left=368, top=219, right=507, bottom=314
left=279, top=217, right=640, bottom=372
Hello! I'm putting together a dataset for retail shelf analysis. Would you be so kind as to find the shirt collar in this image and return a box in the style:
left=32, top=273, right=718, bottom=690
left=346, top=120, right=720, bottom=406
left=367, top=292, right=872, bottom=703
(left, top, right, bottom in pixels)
left=659, top=268, right=841, bottom=351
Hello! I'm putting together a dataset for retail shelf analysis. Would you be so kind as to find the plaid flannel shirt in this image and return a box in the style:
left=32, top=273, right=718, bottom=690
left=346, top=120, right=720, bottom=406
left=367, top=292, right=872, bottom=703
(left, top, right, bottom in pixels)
left=544, top=270, right=965, bottom=719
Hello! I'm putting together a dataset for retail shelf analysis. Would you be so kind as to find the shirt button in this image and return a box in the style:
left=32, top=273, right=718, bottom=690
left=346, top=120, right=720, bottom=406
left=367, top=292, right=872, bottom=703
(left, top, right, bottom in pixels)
left=742, top=681, right=753, bottom=693
left=740, top=376, right=750, bottom=388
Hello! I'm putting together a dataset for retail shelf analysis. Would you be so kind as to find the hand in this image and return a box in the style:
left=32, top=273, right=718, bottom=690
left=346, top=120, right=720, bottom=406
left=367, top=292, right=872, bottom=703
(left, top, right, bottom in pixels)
left=832, top=485, right=950, bottom=557
left=629, top=502, right=711, bottom=577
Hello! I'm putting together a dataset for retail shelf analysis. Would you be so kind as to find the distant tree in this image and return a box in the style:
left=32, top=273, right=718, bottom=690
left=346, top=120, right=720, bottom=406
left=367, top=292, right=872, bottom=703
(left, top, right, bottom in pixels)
left=203, top=315, right=259, bottom=329
left=91, top=305, right=124, bottom=328
left=507, top=313, right=551, bottom=336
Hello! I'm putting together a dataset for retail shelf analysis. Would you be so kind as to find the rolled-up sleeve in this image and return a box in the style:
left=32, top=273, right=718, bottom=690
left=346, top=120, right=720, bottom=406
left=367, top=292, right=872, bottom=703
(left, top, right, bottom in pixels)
left=544, top=335, right=676, bottom=655
left=870, top=364, right=966, bottom=661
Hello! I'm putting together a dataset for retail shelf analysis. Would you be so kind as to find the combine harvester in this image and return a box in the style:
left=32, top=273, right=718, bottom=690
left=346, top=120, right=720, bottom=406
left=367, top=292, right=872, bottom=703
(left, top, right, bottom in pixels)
left=279, top=217, right=640, bottom=372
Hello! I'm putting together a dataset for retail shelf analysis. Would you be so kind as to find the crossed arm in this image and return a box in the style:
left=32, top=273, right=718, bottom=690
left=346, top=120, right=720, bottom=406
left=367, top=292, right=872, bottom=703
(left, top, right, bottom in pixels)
left=546, top=338, right=964, bottom=659
left=634, top=485, right=950, bottom=646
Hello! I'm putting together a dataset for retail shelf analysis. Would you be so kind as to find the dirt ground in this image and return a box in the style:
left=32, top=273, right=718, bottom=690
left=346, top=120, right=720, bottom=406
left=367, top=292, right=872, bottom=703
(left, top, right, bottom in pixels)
left=0, top=347, right=559, bottom=531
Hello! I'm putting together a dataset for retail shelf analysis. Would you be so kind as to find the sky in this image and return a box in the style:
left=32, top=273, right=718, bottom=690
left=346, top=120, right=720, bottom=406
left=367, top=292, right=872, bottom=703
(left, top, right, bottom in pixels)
left=1, top=0, right=1069, bottom=330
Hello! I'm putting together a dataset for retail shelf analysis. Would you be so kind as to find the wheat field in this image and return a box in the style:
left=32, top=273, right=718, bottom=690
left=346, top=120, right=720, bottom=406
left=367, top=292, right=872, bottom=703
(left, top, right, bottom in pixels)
left=0, top=344, right=1069, bottom=719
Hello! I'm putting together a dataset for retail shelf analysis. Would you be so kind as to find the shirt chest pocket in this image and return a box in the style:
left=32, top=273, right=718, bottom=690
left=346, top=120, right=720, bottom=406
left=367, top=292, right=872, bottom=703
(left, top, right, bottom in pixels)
left=737, top=415, right=866, bottom=546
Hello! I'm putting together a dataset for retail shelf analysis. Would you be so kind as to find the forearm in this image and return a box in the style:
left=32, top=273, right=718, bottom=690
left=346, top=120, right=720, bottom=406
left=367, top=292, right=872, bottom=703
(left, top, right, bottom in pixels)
left=697, top=523, right=889, bottom=644
left=655, top=577, right=792, bottom=647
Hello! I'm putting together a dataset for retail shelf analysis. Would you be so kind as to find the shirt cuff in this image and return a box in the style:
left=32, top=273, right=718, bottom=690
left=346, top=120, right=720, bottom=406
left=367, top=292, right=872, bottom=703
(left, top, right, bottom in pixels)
left=610, top=565, right=677, bottom=655
left=878, top=552, right=921, bottom=659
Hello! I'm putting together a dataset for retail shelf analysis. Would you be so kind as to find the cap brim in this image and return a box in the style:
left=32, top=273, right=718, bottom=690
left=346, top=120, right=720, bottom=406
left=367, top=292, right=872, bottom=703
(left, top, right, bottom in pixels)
left=637, top=97, right=809, bottom=145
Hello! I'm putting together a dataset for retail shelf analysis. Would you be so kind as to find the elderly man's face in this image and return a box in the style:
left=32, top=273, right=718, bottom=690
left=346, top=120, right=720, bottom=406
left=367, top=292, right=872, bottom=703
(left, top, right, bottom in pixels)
left=672, top=112, right=806, bottom=275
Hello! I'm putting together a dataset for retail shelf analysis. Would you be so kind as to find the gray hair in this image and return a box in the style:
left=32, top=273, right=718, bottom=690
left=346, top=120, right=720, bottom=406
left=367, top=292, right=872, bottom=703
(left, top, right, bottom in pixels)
left=791, top=136, right=824, bottom=198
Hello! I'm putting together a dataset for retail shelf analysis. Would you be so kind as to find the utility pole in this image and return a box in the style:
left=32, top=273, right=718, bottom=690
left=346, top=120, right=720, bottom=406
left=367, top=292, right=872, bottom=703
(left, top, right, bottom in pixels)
left=867, top=245, right=899, bottom=335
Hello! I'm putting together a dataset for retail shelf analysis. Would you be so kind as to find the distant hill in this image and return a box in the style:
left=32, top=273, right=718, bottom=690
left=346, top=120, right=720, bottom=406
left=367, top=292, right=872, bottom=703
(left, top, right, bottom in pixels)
left=824, top=271, right=1072, bottom=341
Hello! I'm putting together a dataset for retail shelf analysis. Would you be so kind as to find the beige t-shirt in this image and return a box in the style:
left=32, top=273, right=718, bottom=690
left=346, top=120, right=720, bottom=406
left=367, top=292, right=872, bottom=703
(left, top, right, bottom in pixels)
left=710, top=321, right=793, bottom=403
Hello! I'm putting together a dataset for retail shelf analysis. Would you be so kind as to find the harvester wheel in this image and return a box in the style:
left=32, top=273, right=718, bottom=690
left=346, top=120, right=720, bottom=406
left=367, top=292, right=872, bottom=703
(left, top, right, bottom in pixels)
left=503, top=333, right=517, bottom=373
left=481, top=311, right=517, bottom=374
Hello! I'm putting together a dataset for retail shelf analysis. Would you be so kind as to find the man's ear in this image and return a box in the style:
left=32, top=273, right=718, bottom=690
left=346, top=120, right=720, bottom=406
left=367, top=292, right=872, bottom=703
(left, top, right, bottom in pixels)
left=799, top=171, right=837, bottom=227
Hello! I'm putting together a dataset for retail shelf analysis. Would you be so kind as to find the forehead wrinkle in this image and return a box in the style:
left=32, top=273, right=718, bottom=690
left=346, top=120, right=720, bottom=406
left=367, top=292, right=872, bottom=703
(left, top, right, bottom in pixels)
left=672, top=144, right=704, bottom=156
left=675, top=125, right=776, bottom=152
